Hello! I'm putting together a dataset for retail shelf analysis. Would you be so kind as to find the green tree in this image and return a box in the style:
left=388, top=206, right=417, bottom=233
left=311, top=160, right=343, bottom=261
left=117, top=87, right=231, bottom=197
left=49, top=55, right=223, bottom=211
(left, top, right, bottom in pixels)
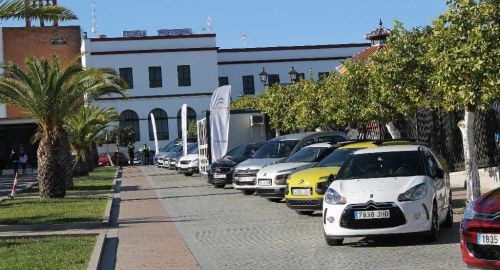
left=291, top=78, right=332, bottom=131
left=369, top=22, right=436, bottom=138
left=259, top=83, right=301, bottom=135
left=65, top=105, right=119, bottom=176
left=230, top=95, right=261, bottom=110
left=428, top=0, right=499, bottom=201
left=0, top=0, right=77, bottom=27
left=0, top=56, right=126, bottom=198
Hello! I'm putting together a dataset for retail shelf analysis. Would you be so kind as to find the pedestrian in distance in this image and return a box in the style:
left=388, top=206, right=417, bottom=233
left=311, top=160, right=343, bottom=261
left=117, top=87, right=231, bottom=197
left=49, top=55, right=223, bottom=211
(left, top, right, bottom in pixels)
left=128, top=142, right=135, bottom=166
left=9, top=148, right=19, bottom=175
left=19, top=150, right=28, bottom=175
left=141, top=143, right=150, bottom=165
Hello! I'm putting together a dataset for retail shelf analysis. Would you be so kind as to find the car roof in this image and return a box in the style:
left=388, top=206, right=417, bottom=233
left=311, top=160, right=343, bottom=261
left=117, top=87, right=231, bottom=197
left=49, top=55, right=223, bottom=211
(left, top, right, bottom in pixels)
left=270, top=131, right=346, bottom=142
left=353, top=144, right=422, bottom=154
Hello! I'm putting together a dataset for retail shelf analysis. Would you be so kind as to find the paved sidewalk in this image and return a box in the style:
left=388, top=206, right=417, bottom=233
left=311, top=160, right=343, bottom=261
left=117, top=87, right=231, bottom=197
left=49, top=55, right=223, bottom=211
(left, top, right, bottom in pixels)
left=115, top=166, right=200, bottom=270
left=0, top=171, right=37, bottom=198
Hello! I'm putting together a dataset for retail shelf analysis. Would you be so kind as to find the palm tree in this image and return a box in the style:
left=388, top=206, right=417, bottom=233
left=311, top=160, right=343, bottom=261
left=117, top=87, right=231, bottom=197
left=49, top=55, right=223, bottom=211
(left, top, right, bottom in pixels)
left=0, top=56, right=126, bottom=198
left=65, top=105, right=119, bottom=176
left=0, top=0, right=77, bottom=27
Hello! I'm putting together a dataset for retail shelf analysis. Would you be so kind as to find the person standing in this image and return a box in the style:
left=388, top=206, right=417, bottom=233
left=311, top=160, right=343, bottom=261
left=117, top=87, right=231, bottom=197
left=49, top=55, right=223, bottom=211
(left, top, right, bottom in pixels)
left=9, top=148, right=19, bottom=175
left=141, top=143, right=150, bottom=165
left=19, top=150, right=28, bottom=175
left=128, top=142, right=135, bottom=166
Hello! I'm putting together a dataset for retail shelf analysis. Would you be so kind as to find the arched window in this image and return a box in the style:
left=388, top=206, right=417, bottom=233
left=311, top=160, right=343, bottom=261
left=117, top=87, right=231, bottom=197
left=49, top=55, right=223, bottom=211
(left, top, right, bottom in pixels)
left=148, top=108, right=169, bottom=140
left=119, top=110, right=140, bottom=142
left=177, top=107, right=196, bottom=138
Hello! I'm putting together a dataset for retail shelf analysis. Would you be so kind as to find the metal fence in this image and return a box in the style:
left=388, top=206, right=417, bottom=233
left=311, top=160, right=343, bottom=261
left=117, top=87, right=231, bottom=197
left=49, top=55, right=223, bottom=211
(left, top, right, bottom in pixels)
left=359, top=109, right=499, bottom=172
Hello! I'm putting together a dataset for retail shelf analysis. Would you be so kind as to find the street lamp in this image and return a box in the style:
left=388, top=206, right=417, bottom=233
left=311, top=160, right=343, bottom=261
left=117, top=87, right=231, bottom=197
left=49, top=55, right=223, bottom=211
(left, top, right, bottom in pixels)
left=259, top=67, right=268, bottom=85
left=288, top=67, right=299, bottom=82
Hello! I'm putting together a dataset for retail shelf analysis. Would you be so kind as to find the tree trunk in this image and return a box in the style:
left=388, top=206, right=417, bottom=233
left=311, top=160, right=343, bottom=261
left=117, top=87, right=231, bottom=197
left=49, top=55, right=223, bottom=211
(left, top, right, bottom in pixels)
left=458, top=107, right=481, bottom=202
left=385, top=122, right=401, bottom=139
left=24, top=0, right=31, bottom=28
left=37, top=128, right=72, bottom=198
left=89, top=144, right=99, bottom=171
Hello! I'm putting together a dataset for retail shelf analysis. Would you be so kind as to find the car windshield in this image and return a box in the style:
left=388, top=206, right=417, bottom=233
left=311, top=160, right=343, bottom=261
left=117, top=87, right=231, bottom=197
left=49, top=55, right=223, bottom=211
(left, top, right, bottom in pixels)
left=161, top=141, right=179, bottom=152
left=285, top=147, right=331, bottom=163
left=168, top=145, right=183, bottom=153
left=225, top=144, right=258, bottom=159
left=316, top=148, right=357, bottom=167
left=336, top=151, right=425, bottom=180
left=252, top=140, right=299, bottom=159
left=188, top=144, right=198, bottom=154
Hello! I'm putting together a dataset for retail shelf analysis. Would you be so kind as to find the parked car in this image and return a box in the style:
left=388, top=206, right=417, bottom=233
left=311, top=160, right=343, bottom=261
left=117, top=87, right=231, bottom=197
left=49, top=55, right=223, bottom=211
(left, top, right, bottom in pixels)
left=154, top=138, right=197, bottom=165
left=322, top=144, right=453, bottom=246
left=285, top=141, right=378, bottom=215
left=98, top=152, right=129, bottom=167
left=207, top=143, right=264, bottom=188
left=177, top=145, right=201, bottom=176
left=460, top=187, right=500, bottom=268
left=233, top=132, right=346, bottom=195
left=164, top=143, right=198, bottom=170
left=255, top=142, right=338, bottom=202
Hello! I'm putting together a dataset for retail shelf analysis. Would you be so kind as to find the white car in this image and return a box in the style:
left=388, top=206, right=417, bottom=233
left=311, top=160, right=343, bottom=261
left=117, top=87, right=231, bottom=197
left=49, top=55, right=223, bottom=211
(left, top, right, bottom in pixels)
left=178, top=153, right=199, bottom=176
left=323, top=144, right=453, bottom=246
left=255, top=142, right=338, bottom=202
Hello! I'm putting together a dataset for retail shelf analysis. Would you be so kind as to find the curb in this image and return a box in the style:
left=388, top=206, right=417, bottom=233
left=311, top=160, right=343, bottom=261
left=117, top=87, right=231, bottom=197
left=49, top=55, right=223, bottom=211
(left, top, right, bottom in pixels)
left=87, top=231, right=107, bottom=270
left=0, top=222, right=106, bottom=232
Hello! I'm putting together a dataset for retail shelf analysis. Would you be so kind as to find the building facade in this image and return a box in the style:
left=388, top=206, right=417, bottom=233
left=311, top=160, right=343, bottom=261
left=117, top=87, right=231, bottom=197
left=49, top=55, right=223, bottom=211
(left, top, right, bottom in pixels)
left=82, top=32, right=369, bottom=148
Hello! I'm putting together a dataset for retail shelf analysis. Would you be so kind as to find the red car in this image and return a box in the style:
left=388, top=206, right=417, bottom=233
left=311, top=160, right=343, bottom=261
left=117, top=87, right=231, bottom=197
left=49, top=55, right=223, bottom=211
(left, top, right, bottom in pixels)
left=98, top=153, right=129, bottom=166
left=460, top=187, right=500, bottom=268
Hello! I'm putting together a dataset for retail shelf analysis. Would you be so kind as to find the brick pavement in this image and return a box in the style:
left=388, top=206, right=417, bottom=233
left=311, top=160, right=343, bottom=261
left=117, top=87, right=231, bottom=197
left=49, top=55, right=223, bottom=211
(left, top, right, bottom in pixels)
left=144, top=166, right=468, bottom=270
left=115, top=166, right=200, bottom=270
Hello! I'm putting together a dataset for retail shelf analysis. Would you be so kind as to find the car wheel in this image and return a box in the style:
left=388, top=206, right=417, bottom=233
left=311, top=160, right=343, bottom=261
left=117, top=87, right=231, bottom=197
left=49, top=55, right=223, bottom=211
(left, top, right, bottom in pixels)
left=324, top=233, right=343, bottom=246
left=214, top=184, right=225, bottom=188
left=425, top=202, right=440, bottom=242
left=296, top=210, right=314, bottom=216
left=442, top=195, right=453, bottom=228
left=268, top=198, right=282, bottom=203
left=184, top=172, right=193, bottom=176
left=241, top=190, right=254, bottom=195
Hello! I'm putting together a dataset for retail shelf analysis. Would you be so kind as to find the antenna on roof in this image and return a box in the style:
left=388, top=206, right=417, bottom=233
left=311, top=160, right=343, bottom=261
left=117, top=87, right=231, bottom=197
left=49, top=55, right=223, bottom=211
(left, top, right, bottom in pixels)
left=240, top=32, right=247, bottom=47
left=202, top=16, right=213, bottom=33
left=91, top=0, right=98, bottom=36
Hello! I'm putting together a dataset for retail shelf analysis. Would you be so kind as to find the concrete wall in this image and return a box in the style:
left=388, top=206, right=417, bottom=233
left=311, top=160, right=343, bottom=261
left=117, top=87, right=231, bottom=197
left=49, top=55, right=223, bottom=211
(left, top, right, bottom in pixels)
left=450, top=166, right=500, bottom=193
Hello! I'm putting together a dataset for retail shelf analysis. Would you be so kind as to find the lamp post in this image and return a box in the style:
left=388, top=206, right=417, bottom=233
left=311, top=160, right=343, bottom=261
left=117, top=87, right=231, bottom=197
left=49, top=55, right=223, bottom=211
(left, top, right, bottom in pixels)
left=288, top=67, right=299, bottom=82
left=259, top=67, right=268, bottom=85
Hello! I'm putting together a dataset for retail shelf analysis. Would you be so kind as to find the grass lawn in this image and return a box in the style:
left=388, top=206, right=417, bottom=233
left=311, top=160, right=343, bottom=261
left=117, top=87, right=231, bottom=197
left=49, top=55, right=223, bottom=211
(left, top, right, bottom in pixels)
left=0, top=235, right=96, bottom=270
left=0, top=167, right=115, bottom=226
left=23, top=166, right=117, bottom=194
left=0, top=197, right=109, bottom=225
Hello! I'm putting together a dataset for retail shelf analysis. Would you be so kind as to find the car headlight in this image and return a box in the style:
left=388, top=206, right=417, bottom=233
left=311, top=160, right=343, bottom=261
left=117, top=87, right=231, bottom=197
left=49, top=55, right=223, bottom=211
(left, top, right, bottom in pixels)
left=398, top=183, right=428, bottom=201
left=324, top=188, right=346, bottom=205
left=463, top=201, right=477, bottom=220
left=274, top=174, right=290, bottom=185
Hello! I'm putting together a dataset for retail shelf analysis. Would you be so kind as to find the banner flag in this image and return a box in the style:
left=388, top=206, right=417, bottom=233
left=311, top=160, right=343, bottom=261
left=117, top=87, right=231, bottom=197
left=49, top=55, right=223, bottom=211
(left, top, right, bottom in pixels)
left=210, top=85, right=231, bottom=161
left=150, top=113, right=159, bottom=154
left=181, top=104, right=188, bottom=156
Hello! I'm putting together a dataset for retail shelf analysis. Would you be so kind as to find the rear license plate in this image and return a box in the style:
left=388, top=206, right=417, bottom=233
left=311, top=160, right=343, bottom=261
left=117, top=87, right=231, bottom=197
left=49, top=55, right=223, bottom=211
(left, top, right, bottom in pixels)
left=477, top=233, right=500, bottom=245
left=292, top=188, right=311, bottom=196
left=238, top=176, right=255, bottom=182
left=214, top=173, right=226, bottom=179
left=258, top=179, right=272, bottom=186
left=354, top=210, right=390, bottom=219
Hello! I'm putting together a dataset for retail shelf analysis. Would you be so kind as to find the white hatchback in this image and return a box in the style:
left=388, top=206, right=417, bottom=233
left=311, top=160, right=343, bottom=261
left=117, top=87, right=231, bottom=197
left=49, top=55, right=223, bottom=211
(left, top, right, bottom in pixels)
left=323, top=144, right=453, bottom=246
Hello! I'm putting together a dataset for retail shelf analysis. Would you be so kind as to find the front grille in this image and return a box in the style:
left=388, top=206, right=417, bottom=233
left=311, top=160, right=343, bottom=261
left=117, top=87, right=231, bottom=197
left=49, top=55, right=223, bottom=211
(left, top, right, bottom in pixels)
left=211, top=167, right=231, bottom=174
left=180, top=160, right=190, bottom=164
left=234, top=169, right=259, bottom=177
left=340, top=201, right=406, bottom=229
left=256, top=189, right=276, bottom=194
left=287, top=199, right=322, bottom=206
left=466, top=243, right=500, bottom=261
left=234, top=180, right=256, bottom=186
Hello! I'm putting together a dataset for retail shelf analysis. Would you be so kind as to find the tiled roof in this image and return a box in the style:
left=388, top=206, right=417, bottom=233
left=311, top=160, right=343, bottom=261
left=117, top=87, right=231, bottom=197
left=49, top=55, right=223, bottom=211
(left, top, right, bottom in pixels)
left=336, top=44, right=385, bottom=74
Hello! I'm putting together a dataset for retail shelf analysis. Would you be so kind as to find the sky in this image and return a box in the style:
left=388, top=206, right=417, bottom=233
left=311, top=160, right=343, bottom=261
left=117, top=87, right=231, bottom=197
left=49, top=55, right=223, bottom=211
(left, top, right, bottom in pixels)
left=1, top=0, right=448, bottom=48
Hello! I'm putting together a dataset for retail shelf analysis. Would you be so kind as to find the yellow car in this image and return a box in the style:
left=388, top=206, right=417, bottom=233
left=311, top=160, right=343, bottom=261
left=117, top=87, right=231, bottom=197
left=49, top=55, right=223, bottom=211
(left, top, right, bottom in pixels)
left=285, top=140, right=448, bottom=215
left=285, top=141, right=377, bottom=215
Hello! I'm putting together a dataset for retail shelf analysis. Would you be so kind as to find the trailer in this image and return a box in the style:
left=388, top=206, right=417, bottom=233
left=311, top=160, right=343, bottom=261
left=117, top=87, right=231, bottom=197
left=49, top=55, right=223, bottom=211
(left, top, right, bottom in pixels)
left=197, top=110, right=269, bottom=174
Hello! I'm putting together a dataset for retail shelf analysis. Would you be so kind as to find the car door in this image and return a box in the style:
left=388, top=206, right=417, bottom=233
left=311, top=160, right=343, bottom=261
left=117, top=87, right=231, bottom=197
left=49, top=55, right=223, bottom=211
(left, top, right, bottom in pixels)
left=424, top=149, right=446, bottom=219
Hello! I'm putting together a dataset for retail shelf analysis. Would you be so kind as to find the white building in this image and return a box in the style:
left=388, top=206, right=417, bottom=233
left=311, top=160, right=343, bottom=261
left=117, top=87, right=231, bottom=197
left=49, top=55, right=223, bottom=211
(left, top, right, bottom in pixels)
left=82, top=31, right=369, bottom=147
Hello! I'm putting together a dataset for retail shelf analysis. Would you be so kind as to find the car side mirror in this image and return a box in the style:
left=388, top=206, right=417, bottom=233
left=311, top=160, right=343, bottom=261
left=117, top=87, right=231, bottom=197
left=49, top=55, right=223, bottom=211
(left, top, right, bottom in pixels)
left=435, top=168, right=445, bottom=179
left=327, top=174, right=335, bottom=183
